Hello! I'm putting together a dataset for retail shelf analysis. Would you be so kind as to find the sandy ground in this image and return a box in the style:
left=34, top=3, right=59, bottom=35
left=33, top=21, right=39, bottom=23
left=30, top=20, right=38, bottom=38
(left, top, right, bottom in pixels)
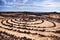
left=0, top=13, right=60, bottom=40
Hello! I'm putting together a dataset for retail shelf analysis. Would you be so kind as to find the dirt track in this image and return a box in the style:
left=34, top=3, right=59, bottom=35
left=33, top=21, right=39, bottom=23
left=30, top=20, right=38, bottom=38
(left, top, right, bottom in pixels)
left=0, top=13, right=60, bottom=40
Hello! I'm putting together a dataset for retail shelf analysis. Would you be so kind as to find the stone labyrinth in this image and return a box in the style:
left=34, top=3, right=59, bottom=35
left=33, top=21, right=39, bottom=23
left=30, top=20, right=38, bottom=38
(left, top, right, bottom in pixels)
left=0, top=15, right=60, bottom=40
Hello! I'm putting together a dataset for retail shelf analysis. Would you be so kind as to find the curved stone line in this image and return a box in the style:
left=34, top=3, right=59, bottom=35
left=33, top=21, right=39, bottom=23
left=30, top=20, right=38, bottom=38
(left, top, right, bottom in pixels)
left=0, top=26, right=60, bottom=38
left=0, top=26, right=50, bottom=37
left=0, top=26, right=46, bottom=37
left=11, top=18, right=44, bottom=25
left=1, top=20, right=10, bottom=26
left=44, top=20, right=56, bottom=28
left=8, top=19, right=26, bottom=27
left=6, top=19, right=20, bottom=26
left=1, top=18, right=56, bottom=29
left=0, top=31, right=33, bottom=40
left=14, top=26, right=46, bottom=32
left=0, top=23, right=59, bottom=38
left=11, top=19, right=48, bottom=28
left=47, top=30, right=60, bottom=34
left=27, top=20, right=56, bottom=28
left=0, top=19, right=46, bottom=32
left=0, top=19, right=57, bottom=34
left=1, top=19, right=13, bottom=27
left=11, top=19, right=26, bottom=24
left=2, top=18, right=56, bottom=28
left=0, top=30, right=60, bottom=40
left=0, top=19, right=47, bottom=32
left=41, top=18, right=56, bottom=28
left=12, top=18, right=44, bottom=25
left=14, top=17, right=41, bottom=22
left=6, top=19, right=45, bottom=29
left=1, top=20, right=44, bottom=31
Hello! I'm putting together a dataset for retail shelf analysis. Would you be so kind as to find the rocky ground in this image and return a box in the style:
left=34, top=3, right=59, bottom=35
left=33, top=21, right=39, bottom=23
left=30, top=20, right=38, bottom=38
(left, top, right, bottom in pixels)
left=0, top=12, right=60, bottom=40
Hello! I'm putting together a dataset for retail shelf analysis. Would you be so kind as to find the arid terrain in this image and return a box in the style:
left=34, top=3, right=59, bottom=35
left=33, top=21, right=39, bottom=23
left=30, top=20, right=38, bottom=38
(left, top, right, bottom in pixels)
left=0, top=12, right=60, bottom=40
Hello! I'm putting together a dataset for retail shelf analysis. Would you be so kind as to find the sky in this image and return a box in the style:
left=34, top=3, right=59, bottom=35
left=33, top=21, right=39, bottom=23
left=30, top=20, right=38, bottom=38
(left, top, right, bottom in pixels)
left=0, top=0, right=60, bottom=12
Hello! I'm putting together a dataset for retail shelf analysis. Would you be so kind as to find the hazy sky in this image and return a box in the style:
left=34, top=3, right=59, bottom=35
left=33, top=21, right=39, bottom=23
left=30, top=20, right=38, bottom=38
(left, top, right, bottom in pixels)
left=0, top=0, right=60, bottom=12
